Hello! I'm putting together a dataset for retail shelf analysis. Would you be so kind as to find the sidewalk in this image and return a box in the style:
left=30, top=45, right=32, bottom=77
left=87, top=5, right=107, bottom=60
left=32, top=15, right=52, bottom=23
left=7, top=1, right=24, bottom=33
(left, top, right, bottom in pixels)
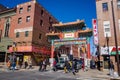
left=0, top=65, right=40, bottom=72
left=78, top=69, right=120, bottom=80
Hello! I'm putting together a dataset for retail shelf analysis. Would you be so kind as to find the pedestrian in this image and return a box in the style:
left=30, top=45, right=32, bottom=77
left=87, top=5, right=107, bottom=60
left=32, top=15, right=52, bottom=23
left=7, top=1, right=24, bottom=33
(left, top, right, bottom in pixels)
left=72, top=60, right=76, bottom=75
left=64, top=60, right=68, bottom=73
left=44, top=59, right=47, bottom=71
left=12, top=61, right=16, bottom=71
left=53, top=60, right=57, bottom=71
left=109, top=60, right=114, bottom=76
left=42, top=59, right=46, bottom=71
left=24, top=61, right=28, bottom=69
left=74, top=59, right=78, bottom=72
left=39, top=60, right=43, bottom=71
left=28, top=59, right=32, bottom=69
left=19, top=59, right=22, bottom=69
left=82, top=58, right=85, bottom=71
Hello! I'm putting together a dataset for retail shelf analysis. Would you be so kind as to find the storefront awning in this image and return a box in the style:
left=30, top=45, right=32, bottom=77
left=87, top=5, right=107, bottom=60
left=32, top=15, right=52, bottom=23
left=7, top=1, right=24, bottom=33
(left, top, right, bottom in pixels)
left=110, top=47, right=120, bottom=55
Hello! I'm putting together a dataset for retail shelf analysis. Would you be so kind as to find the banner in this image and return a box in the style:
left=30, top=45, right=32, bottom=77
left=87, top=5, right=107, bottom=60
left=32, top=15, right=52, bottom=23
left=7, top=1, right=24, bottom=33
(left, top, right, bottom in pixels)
left=92, top=19, right=98, bottom=45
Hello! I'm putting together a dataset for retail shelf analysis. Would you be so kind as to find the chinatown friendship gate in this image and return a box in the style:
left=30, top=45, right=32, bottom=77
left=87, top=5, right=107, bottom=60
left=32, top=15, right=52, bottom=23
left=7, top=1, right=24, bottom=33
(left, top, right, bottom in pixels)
left=46, top=20, right=92, bottom=65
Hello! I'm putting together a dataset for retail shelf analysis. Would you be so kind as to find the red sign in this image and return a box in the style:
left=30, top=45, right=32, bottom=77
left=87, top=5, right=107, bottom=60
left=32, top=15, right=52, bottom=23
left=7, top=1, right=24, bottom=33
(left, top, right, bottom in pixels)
left=92, top=19, right=98, bottom=45
left=8, top=46, right=51, bottom=54
left=111, top=47, right=120, bottom=51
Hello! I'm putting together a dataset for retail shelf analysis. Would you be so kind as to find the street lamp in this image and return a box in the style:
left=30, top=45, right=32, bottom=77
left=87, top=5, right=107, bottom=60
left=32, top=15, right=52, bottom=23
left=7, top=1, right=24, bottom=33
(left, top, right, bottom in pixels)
left=111, top=0, right=120, bottom=76
left=106, top=34, right=110, bottom=69
left=106, top=34, right=109, bottom=55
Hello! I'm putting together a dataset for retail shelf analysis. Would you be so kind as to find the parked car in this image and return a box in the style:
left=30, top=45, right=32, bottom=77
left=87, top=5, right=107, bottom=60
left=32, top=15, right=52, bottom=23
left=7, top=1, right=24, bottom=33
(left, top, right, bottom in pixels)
left=56, top=55, right=69, bottom=69
left=56, top=61, right=65, bottom=69
left=74, top=59, right=82, bottom=70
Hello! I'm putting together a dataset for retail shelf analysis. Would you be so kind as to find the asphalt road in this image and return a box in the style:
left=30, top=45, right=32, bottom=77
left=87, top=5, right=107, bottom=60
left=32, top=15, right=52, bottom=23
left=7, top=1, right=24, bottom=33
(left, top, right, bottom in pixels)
left=0, top=69, right=111, bottom=80
left=0, top=69, right=78, bottom=80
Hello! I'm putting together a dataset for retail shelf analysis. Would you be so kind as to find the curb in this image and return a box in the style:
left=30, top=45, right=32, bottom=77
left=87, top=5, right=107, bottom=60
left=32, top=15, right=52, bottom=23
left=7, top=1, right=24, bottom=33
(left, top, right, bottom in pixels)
left=110, top=77, right=120, bottom=80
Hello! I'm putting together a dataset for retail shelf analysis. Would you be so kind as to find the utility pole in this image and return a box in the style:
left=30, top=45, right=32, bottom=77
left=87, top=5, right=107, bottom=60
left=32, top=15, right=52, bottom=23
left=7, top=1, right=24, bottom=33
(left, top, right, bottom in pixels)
left=111, top=0, right=120, bottom=76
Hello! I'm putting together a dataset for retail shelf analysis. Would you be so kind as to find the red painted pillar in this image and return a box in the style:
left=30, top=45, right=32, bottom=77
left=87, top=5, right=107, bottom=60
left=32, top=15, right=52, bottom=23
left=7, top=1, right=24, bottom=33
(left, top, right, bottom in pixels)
left=51, top=40, right=54, bottom=58
left=87, top=43, right=90, bottom=59
left=50, top=40, right=54, bottom=67
left=51, top=45, right=54, bottom=58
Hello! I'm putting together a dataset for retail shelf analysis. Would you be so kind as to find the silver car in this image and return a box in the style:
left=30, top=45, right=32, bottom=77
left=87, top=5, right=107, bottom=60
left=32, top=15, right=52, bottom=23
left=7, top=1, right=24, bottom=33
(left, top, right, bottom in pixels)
left=56, top=61, right=65, bottom=69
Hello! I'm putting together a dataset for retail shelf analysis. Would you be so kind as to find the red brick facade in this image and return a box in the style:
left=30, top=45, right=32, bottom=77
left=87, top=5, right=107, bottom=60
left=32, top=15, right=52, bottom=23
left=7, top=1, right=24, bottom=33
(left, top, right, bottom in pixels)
left=96, top=0, right=120, bottom=71
left=0, top=0, right=58, bottom=65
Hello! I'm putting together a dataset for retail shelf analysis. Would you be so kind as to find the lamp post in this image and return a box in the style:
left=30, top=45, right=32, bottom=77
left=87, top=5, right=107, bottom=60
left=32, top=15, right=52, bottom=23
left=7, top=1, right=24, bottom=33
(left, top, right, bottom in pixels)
left=106, top=34, right=110, bottom=69
left=111, top=0, right=120, bottom=76
left=106, top=34, right=109, bottom=55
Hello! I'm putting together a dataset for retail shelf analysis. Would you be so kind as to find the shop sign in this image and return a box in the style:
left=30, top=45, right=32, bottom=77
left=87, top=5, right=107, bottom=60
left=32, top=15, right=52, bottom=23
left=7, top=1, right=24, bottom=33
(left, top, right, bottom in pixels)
left=92, top=19, right=98, bottom=45
left=54, top=40, right=86, bottom=45
left=110, top=47, right=120, bottom=55
left=8, top=46, right=32, bottom=52
left=101, top=47, right=109, bottom=55
left=64, top=33, right=74, bottom=38
left=9, top=46, right=50, bottom=54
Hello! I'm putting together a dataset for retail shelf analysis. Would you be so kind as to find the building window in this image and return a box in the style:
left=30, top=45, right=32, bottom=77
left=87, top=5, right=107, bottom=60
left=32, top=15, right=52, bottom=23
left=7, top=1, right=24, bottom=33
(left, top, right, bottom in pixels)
left=117, top=0, right=120, bottom=9
left=25, top=31, right=29, bottom=37
left=19, top=7, right=23, bottom=14
left=102, top=3, right=108, bottom=11
left=27, top=5, right=31, bottom=12
left=41, top=9, right=44, bottom=16
left=4, top=23, right=10, bottom=37
left=103, top=21, right=111, bottom=37
left=16, top=32, right=19, bottom=38
left=39, top=33, right=42, bottom=39
left=40, top=20, right=43, bottom=26
left=26, top=16, right=30, bottom=22
left=4, top=19, right=10, bottom=37
left=49, top=17, right=52, bottom=23
left=18, top=17, right=22, bottom=24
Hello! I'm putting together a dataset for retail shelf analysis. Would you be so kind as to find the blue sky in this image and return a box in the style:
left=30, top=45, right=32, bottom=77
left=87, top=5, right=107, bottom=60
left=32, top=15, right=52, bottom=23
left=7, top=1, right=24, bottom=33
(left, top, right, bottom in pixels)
left=0, top=0, right=97, bottom=55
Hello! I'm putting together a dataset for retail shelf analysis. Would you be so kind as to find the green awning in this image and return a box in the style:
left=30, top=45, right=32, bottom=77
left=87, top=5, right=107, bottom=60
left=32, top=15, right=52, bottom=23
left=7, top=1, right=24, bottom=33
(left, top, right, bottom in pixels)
left=110, top=51, right=120, bottom=55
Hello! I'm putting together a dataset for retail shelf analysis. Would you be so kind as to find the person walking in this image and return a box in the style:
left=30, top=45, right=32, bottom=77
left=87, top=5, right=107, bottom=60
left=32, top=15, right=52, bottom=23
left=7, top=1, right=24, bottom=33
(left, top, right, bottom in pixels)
left=53, top=60, right=57, bottom=71
left=64, top=60, right=69, bottom=73
left=19, top=59, right=23, bottom=69
left=109, top=60, right=114, bottom=76
left=24, top=61, right=28, bottom=69
left=42, top=59, right=46, bottom=71
left=72, top=60, right=76, bottom=75
left=12, top=61, right=16, bottom=71
left=28, top=59, right=32, bottom=69
left=39, top=60, right=43, bottom=71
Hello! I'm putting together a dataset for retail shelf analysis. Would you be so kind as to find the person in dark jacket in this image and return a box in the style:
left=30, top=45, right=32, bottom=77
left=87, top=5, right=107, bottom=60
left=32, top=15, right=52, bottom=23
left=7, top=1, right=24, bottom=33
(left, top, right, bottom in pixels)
left=72, top=60, right=76, bottom=75
left=109, top=60, right=114, bottom=76
left=53, top=60, right=57, bottom=71
left=24, top=61, right=28, bottom=69
left=39, top=60, right=43, bottom=71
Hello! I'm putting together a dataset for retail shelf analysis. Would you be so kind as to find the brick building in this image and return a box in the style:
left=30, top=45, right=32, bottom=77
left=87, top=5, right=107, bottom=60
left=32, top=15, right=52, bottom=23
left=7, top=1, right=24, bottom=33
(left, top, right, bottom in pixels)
left=0, top=0, right=58, bottom=65
left=96, top=0, right=120, bottom=71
